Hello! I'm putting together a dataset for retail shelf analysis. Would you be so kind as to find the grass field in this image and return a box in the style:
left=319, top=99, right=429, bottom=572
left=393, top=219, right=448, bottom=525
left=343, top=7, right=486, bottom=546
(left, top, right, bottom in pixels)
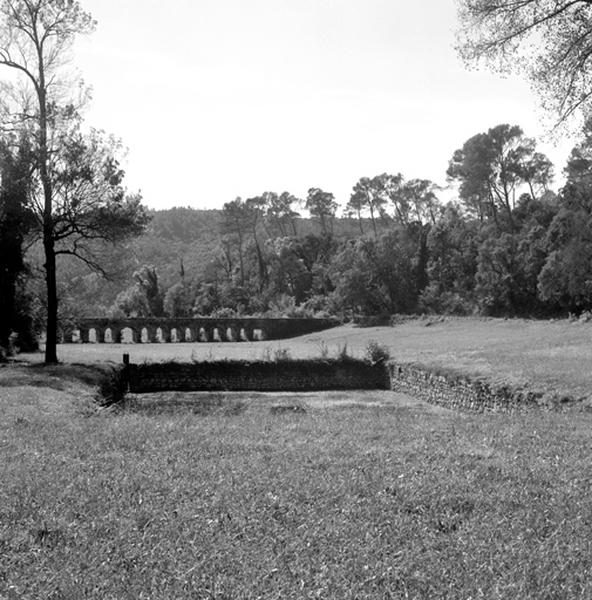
left=20, top=316, right=592, bottom=400
left=4, top=317, right=592, bottom=597
left=2, top=364, right=592, bottom=599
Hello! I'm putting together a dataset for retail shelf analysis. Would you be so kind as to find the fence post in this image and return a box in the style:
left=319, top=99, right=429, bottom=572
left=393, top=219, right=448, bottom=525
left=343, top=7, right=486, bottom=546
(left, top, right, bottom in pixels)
left=122, top=353, right=130, bottom=392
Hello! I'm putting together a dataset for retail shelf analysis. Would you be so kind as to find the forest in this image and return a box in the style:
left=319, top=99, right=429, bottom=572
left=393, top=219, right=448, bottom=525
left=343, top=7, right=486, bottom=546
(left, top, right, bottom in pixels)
left=4, top=118, right=592, bottom=354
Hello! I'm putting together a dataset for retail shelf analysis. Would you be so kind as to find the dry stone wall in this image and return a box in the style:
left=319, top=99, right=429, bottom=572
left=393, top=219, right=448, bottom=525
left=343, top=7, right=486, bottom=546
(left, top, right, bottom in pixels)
left=127, top=360, right=390, bottom=393
left=388, top=362, right=540, bottom=411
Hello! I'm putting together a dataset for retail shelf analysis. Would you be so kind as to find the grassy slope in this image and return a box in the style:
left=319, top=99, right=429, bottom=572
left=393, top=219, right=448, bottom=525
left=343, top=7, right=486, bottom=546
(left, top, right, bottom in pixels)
left=1, top=373, right=592, bottom=598
left=20, top=317, right=592, bottom=399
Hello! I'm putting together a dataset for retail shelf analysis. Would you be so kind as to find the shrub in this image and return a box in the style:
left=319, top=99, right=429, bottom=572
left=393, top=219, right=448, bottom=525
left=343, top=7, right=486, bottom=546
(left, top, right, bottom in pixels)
left=365, top=339, right=391, bottom=364
left=96, top=366, right=128, bottom=407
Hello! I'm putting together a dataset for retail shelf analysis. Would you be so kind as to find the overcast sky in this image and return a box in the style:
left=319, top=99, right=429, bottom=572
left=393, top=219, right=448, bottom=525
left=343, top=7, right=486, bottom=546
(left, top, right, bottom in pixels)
left=75, top=0, right=575, bottom=211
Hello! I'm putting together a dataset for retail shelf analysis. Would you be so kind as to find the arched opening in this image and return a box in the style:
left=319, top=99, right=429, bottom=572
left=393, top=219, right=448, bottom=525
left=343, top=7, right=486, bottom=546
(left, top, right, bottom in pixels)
left=198, top=327, right=208, bottom=342
left=120, top=327, right=134, bottom=343
left=141, top=327, right=149, bottom=343
left=171, top=328, right=179, bottom=343
left=184, top=327, right=192, bottom=342
left=253, top=328, right=264, bottom=341
left=156, top=327, right=164, bottom=343
left=104, top=328, right=113, bottom=343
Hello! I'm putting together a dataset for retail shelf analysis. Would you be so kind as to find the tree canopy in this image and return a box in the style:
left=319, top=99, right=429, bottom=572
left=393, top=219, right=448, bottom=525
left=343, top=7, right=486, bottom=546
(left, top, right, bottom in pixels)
left=456, top=0, right=592, bottom=122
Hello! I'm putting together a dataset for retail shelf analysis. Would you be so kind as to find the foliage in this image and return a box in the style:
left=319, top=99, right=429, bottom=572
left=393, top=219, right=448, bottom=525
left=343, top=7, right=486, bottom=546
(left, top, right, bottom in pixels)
left=365, top=339, right=391, bottom=364
left=0, top=0, right=149, bottom=363
left=447, top=124, right=553, bottom=230
left=0, top=134, right=36, bottom=355
left=456, top=0, right=592, bottom=122
left=305, top=187, right=338, bottom=236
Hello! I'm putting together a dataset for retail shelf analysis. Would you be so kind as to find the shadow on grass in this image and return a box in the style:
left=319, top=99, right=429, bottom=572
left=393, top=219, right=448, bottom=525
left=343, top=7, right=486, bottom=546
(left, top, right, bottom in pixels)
left=121, top=393, right=248, bottom=416
left=0, top=362, right=117, bottom=390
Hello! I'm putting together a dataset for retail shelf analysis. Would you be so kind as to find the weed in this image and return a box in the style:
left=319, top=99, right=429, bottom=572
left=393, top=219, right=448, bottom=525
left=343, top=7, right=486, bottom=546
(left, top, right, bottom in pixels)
left=335, top=342, right=351, bottom=361
left=272, top=347, right=292, bottom=362
left=317, top=340, right=330, bottom=359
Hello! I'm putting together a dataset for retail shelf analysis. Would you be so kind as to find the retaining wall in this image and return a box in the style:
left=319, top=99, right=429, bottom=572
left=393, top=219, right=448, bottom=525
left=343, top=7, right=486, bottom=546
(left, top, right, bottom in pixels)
left=388, top=362, right=540, bottom=411
left=127, top=360, right=390, bottom=393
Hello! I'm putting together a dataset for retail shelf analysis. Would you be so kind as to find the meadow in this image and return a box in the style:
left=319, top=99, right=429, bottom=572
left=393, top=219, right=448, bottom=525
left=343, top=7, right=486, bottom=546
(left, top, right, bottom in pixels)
left=3, top=317, right=592, bottom=598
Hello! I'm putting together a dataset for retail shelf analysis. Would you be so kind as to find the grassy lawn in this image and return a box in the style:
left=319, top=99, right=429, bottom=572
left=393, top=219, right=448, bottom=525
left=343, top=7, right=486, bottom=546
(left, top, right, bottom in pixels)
left=2, top=364, right=592, bottom=598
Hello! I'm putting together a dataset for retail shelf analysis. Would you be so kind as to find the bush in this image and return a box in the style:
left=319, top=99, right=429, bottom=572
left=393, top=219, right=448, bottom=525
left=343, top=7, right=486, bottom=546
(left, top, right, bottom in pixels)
left=365, top=340, right=391, bottom=364
left=96, top=366, right=128, bottom=407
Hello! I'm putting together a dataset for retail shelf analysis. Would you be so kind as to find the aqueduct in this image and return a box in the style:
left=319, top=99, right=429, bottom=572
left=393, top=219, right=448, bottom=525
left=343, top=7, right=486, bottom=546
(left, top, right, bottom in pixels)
left=65, top=317, right=338, bottom=344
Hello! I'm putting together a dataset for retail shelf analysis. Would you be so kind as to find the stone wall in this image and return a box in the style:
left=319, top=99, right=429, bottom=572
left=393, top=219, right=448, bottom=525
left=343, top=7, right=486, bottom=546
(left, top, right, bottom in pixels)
left=388, top=362, right=540, bottom=411
left=127, top=360, right=390, bottom=393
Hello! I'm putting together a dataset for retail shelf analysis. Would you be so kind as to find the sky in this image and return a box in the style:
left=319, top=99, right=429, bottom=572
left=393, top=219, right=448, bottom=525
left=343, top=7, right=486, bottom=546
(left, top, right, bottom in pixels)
left=73, top=0, right=576, bottom=211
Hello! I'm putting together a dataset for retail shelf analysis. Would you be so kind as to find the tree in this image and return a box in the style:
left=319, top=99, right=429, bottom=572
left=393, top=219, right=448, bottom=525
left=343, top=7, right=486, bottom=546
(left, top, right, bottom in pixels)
left=0, top=0, right=149, bottom=363
left=133, top=266, right=164, bottom=317
left=305, top=188, right=338, bottom=236
left=447, top=124, right=553, bottom=231
left=399, top=179, right=440, bottom=225
left=421, top=204, right=480, bottom=314
left=263, top=191, right=300, bottom=237
left=347, top=176, right=387, bottom=237
left=538, top=118, right=592, bottom=309
left=0, top=133, right=34, bottom=355
left=456, top=0, right=592, bottom=122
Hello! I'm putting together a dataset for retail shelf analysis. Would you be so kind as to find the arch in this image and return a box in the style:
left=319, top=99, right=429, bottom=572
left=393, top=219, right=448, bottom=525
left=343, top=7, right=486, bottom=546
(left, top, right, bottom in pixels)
left=119, top=327, right=136, bottom=343
left=141, top=327, right=149, bottom=343
left=225, top=327, right=238, bottom=342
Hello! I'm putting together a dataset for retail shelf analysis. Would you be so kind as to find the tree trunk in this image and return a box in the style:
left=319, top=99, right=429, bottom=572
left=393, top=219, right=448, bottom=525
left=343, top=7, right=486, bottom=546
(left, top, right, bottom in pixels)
left=44, top=236, right=58, bottom=363
left=38, top=53, right=58, bottom=363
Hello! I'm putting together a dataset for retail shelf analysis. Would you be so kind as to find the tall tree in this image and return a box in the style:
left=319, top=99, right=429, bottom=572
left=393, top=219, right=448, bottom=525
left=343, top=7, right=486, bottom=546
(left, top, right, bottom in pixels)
left=0, top=0, right=148, bottom=363
left=447, top=124, right=552, bottom=231
left=264, top=191, right=300, bottom=237
left=0, top=134, right=33, bottom=355
left=220, top=197, right=253, bottom=287
left=305, top=187, right=338, bottom=236
left=399, top=179, right=440, bottom=225
left=456, top=0, right=592, bottom=122
left=538, top=118, right=592, bottom=309
left=347, top=176, right=387, bottom=237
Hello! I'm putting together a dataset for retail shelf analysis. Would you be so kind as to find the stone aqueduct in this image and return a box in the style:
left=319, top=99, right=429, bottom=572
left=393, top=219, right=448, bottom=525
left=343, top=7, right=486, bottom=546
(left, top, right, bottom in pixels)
left=66, top=317, right=338, bottom=344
